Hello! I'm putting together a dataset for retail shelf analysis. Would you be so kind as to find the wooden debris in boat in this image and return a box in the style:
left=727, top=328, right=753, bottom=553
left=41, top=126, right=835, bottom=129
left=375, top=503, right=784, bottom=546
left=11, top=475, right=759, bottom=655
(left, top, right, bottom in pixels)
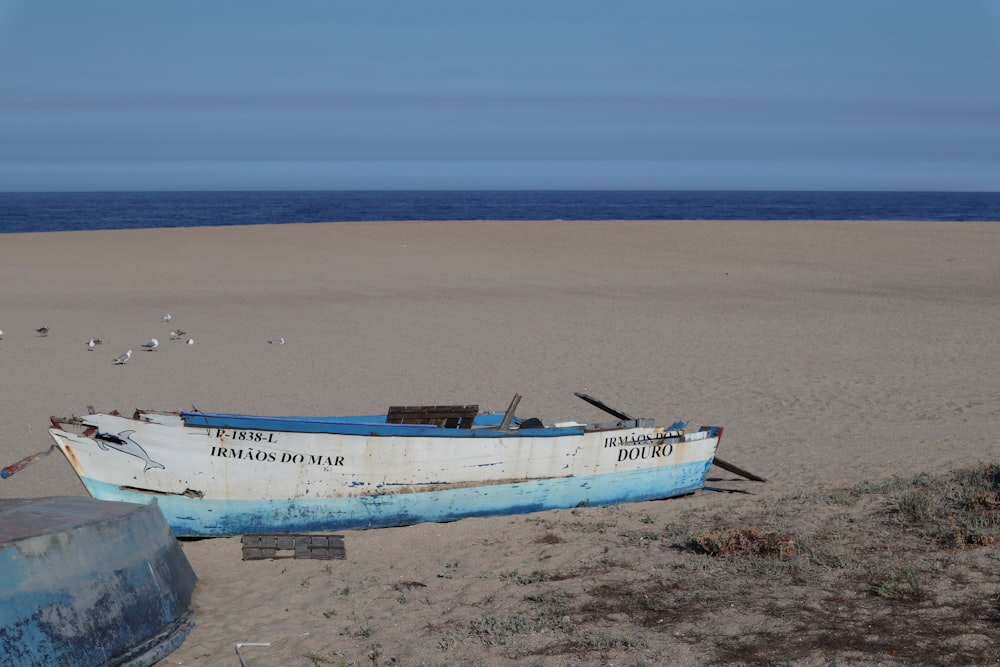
left=385, top=404, right=479, bottom=429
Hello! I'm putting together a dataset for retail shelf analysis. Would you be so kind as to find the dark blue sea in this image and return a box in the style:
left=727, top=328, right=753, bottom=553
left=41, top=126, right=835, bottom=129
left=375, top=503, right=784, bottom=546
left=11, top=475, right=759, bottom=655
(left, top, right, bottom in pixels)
left=1, top=190, right=998, bottom=234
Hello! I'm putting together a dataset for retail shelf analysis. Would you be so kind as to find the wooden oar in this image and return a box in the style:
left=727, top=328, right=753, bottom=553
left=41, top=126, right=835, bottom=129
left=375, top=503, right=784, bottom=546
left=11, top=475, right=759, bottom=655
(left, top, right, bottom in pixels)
left=710, top=457, right=767, bottom=482
left=1, top=445, right=56, bottom=479
left=573, top=392, right=633, bottom=420
left=573, top=391, right=766, bottom=482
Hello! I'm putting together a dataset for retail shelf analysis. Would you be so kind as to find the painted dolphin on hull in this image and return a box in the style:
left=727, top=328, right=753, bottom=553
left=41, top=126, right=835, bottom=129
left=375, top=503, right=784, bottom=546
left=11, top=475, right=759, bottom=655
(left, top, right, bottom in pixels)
left=95, top=430, right=165, bottom=472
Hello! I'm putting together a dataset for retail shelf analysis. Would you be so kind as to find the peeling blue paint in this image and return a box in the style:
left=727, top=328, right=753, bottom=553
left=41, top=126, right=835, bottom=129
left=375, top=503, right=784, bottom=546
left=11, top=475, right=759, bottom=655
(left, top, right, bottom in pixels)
left=78, top=461, right=712, bottom=537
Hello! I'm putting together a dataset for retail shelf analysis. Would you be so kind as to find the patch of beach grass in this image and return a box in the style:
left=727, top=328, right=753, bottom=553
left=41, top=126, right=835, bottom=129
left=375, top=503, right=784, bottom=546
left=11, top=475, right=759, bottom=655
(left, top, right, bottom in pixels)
left=865, top=462, right=1000, bottom=547
left=467, top=614, right=549, bottom=646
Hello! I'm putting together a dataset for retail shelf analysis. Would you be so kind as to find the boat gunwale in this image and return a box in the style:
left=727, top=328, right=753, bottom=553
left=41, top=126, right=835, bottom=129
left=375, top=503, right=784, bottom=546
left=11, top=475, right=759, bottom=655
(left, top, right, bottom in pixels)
left=178, top=410, right=614, bottom=437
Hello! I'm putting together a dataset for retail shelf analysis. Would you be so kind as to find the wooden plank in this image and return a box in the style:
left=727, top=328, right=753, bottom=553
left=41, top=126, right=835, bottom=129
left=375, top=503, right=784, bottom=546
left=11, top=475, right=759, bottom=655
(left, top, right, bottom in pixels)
left=241, top=533, right=346, bottom=560
left=498, top=394, right=521, bottom=431
left=386, top=404, right=479, bottom=429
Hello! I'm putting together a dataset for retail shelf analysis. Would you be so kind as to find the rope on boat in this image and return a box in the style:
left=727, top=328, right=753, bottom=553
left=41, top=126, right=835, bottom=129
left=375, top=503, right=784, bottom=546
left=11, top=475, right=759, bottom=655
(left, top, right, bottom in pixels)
left=1, top=445, right=56, bottom=479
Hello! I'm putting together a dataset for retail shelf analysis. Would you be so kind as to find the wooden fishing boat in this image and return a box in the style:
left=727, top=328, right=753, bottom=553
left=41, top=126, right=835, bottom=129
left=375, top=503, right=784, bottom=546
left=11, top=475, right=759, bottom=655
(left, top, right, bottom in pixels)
left=48, top=394, right=723, bottom=537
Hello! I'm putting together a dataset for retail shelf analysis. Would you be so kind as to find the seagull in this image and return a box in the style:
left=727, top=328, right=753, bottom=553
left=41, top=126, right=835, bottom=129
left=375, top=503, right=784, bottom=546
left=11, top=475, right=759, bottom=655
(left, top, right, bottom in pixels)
left=35, top=326, right=48, bottom=337
left=141, top=338, right=159, bottom=351
left=169, top=329, right=187, bottom=340
left=186, top=338, right=194, bottom=345
left=0, top=329, right=4, bottom=339
left=269, top=337, right=284, bottom=345
left=113, top=350, right=132, bottom=365
left=87, top=339, right=95, bottom=351
left=162, top=314, right=172, bottom=322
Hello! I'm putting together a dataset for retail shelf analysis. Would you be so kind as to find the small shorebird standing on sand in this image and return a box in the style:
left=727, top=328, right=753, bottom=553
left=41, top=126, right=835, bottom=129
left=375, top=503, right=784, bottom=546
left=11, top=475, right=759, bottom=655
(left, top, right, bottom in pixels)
left=169, top=329, right=187, bottom=340
left=87, top=339, right=96, bottom=351
left=113, top=350, right=132, bottom=365
left=269, top=337, right=284, bottom=345
left=35, top=326, right=48, bottom=337
left=141, top=338, right=159, bottom=351
left=162, top=314, right=172, bottom=322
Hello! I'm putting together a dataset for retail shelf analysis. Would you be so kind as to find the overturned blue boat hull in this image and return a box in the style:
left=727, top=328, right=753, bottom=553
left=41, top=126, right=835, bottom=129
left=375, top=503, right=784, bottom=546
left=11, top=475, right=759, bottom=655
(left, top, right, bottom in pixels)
left=0, top=496, right=196, bottom=667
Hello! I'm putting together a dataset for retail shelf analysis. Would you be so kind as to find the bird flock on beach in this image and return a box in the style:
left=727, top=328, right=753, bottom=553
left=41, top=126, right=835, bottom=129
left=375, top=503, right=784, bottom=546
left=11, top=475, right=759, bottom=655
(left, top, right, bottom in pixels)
left=0, top=314, right=285, bottom=364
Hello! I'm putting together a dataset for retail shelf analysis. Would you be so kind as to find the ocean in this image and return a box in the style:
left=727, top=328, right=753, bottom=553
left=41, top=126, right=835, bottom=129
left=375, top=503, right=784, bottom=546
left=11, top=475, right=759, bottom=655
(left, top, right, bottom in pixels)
left=1, top=190, right=999, bottom=234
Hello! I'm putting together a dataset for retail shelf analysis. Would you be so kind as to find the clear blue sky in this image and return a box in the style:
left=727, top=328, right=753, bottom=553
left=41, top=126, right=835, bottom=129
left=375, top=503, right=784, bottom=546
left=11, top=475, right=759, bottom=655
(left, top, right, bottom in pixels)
left=1, top=1, right=998, bottom=191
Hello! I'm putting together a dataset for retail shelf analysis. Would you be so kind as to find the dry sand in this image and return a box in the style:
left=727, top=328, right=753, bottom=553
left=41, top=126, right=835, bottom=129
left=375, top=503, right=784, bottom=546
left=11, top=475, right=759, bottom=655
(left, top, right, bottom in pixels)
left=1, top=219, right=998, bottom=665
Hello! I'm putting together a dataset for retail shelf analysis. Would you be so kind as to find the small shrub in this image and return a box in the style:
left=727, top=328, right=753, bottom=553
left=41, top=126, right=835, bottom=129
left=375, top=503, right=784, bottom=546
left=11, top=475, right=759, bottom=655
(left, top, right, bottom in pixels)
left=515, top=570, right=550, bottom=585
left=468, top=614, right=546, bottom=646
left=438, top=561, right=461, bottom=579
left=873, top=566, right=922, bottom=600
left=690, top=526, right=797, bottom=559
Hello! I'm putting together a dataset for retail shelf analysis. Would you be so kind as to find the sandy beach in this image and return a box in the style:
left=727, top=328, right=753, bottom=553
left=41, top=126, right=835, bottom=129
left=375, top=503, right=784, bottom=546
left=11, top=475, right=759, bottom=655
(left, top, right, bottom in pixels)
left=2, top=219, right=998, bottom=665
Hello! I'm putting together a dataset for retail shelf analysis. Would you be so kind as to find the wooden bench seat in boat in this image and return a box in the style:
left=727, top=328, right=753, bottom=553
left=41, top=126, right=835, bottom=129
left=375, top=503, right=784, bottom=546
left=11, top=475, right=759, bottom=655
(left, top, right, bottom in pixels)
left=385, top=404, right=479, bottom=429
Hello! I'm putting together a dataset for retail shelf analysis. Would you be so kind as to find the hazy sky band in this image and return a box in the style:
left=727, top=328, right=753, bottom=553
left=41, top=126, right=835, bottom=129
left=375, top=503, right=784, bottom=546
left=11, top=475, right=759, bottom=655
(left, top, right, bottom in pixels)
left=1, top=1, right=998, bottom=190
left=2, top=159, right=996, bottom=193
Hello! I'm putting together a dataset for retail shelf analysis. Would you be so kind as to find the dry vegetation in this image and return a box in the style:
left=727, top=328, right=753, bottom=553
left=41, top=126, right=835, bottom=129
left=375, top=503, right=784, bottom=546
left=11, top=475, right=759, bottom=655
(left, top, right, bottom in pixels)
left=207, top=464, right=1000, bottom=667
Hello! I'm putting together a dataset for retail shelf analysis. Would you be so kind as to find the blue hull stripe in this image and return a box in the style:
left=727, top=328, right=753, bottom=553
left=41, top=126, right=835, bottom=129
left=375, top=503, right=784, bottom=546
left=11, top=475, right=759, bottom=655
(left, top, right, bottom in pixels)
left=81, top=460, right=712, bottom=536
left=180, top=411, right=583, bottom=437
